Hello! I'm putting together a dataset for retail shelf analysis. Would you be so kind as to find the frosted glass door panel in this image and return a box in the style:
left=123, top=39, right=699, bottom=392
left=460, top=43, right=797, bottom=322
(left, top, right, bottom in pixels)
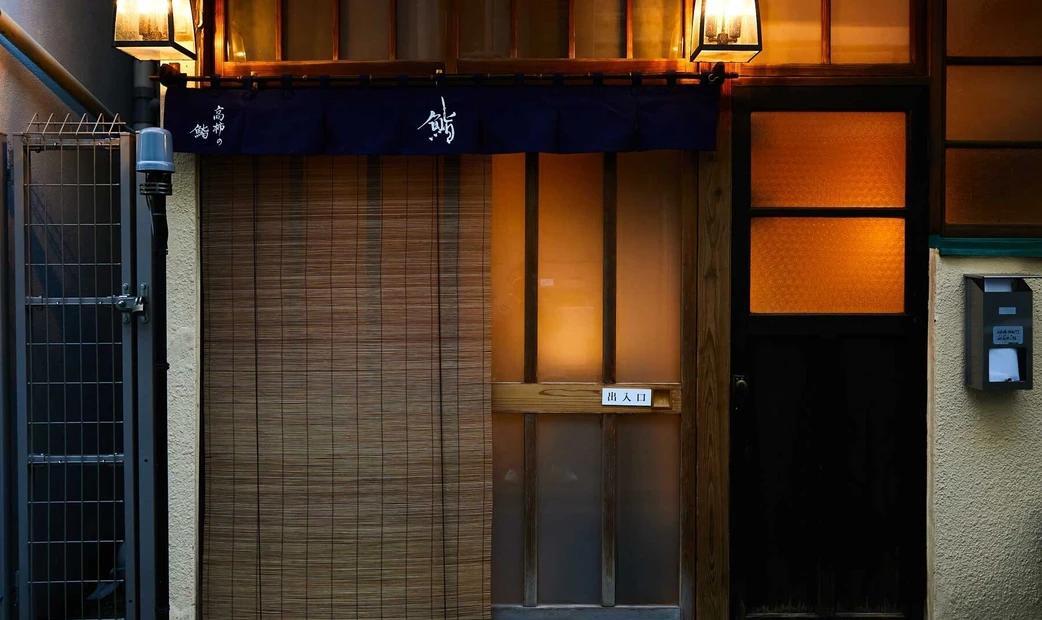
left=750, top=218, right=905, bottom=314
left=537, top=154, right=603, bottom=382
left=751, top=112, right=906, bottom=208
left=537, top=415, right=602, bottom=604
left=617, top=415, right=680, bottom=604
left=491, top=155, right=526, bottom=382
left=492, top=414, right=524, bottom=604
left=617, top=151, right=681, bottom=383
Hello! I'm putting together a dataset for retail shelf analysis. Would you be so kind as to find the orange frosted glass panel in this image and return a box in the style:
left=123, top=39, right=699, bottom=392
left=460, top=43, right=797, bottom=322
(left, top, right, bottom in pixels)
left=948, top=0, right=1042, bottom=57
left=751, top=112, right=906, bottom=208
left=538, top=154, right=603, bottom=382
left=947, top=67, right=1042, bottom=142
left=492, top=154, right=526, bottom=382
left=831, top=0, right=910, bottom=64
left=946, top=149, right=1042, bottom=226
left=749, top=0, right=821, bottom=65
left=617, top=151, right=681, bottom=383
left=750, top=218, right=905, bottom=314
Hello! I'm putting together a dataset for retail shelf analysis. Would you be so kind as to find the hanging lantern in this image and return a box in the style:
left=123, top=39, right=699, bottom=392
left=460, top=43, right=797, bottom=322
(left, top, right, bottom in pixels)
left=114, top=0, right=197, bottom=61
left=690, top=0, right=762, bottom=63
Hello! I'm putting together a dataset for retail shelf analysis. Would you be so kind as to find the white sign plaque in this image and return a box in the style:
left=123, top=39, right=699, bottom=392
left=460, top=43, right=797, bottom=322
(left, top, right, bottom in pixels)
left=601, top=387, right=653, bottom=407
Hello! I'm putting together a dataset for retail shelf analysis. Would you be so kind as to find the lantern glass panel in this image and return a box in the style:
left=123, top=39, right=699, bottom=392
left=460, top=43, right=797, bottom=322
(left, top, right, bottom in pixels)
left=114, top=0, right=197, bottom=61
left=172, top=0, right=195, bottom=55
left=692, top=0, right=762, bottom=62
left=115, top=0, right=170, bottom=42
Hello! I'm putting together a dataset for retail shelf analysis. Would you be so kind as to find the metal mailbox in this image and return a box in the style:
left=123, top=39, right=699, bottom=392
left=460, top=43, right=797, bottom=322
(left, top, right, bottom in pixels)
left=965, top=276, right=1033, bottom=391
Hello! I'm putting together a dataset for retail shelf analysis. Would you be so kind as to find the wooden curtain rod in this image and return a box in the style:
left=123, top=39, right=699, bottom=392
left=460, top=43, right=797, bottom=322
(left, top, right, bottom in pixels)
left=157, top=62, right=736, bottom=89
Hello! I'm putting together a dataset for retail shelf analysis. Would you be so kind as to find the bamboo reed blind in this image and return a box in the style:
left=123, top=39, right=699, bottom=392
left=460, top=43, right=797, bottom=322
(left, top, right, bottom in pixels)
left=200, top=155, right=492, bottom=619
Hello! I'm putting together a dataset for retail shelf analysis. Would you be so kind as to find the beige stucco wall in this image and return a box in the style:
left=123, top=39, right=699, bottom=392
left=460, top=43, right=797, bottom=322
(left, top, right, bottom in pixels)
left=167, top=152, right=201, bottom=620
left=928, top=250, right=1042, bottom=619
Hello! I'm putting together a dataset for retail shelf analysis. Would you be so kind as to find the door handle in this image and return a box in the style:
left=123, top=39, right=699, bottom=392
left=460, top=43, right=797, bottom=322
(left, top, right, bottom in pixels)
left=732, top=374, right=750, bottom=413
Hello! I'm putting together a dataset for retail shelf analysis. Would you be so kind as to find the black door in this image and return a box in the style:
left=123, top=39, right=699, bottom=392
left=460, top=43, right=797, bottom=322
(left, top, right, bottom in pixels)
left=730, top=87, right=927, bottom=619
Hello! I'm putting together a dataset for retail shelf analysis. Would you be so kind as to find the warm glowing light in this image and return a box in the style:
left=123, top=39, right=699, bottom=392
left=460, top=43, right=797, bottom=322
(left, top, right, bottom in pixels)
left=703, top=0, right=756, bottom=44
left=691, top=0, right=762, bottom=62
left=114, top=0, right=197, bottom=61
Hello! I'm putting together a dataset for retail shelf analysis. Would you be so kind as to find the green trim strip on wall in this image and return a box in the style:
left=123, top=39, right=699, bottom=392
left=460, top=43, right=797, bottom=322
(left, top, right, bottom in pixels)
left=930, top=235, right=1042, bottom=258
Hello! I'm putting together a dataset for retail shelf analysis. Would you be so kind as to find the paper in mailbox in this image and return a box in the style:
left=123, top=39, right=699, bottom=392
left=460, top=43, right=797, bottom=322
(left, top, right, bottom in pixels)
left=989, top=348, right=1021, bottom=383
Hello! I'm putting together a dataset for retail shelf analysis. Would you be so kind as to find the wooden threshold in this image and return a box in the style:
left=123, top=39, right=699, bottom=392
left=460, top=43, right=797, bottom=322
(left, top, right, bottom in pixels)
left=493, top=605, right=681, bottom=620
left=492, top=382, right=681, bottom=415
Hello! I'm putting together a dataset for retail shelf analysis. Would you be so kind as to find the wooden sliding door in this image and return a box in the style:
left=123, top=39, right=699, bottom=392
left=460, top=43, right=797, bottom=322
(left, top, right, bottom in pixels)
left=490, top=151, right=697, bottom=619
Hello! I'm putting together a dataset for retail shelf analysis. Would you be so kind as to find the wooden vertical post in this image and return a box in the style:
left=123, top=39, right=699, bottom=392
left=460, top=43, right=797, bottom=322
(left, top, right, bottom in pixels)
left=695, top=76, right=732, bottom=620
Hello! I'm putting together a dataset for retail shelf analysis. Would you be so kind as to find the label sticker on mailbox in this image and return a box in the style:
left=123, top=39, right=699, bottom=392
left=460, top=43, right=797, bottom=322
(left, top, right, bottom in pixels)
left=993, top=326, right=1024, bottom=345
left=602, top=388, right=652, bottom=407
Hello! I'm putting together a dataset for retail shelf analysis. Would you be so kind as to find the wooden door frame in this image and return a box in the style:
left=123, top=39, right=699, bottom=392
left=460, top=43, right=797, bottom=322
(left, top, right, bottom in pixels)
left=727, top=84, right=930, bottom=618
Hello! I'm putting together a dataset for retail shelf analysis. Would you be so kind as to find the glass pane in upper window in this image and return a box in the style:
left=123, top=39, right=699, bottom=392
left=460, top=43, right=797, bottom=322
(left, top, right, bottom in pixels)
left=340, top=0, right=390, bottom=60
left=946, top=149, right=1042, bottom=227
left=519, top=0, right=569, bottom=58
left=460, top=0, right=511, bottom=58
left=948, top=0, right=1042, bottom=57
left=617, top=151, right=681, bottom=384
left=750, top=218, right=905, bottom=314
left=538, top=154, right=603, bottom=382
left=492, top=154, right=526, bottom=382
left=633, top=0, right=683, bottom=58
left=749, top=0, right=821, bottom=65
left=397, top=0, right=445, bottom=60
left=831, top=0, right=910, bottom=64
left=575, top=0, right=626, bottom=58
left=285, top=0, right=335, bottom=60
left=751, top=112, right=906, bottom=208
left=227, top=0, right=277, bottom=62
left=947, top=67, right=1042, bottom=141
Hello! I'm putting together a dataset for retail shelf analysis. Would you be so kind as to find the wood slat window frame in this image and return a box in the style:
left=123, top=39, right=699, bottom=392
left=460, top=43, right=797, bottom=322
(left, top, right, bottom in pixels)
left=490, top=151, right=696, bottom=618
left=738, top=0, right=927, bottom=79
left=930, top=1, right=1042, bottom=237
left=208, top=0, right=928, bottom=83
left=209, top=0, right=696, bottom=76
